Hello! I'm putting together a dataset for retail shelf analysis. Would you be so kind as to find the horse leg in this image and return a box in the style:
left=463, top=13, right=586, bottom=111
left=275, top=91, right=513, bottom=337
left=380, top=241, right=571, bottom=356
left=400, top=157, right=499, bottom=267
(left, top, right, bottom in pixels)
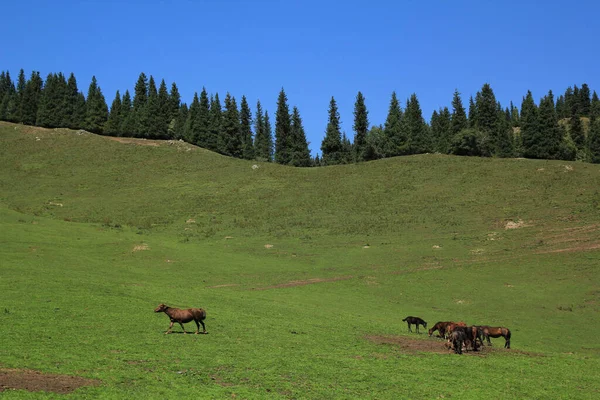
left=200, top=320, right=207, bottom=334
left=505, top=338, right=510, bottom=349
left=194, top=320, right=200, bottom=334
left=166, top=320, right=174, bottom=334
left=178, top=321, right=187, bottom=334
left=407, top=323, right=412, bottom=333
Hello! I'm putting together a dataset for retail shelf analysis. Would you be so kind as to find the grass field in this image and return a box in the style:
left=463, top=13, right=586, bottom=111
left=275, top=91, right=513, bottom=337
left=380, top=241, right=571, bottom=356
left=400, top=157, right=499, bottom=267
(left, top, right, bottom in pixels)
left=1, top=121, right=599, bottom=398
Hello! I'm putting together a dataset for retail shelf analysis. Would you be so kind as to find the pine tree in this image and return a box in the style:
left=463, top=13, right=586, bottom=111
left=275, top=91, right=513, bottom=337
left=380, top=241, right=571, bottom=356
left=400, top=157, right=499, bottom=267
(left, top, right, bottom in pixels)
left=569, top=108, right=585, bottom=151
left=73, top=92, right=87, bottom=130
left=495, top=103, right=514, bottom=158
left=174, top=103, right=188, bottom=140
left=579, top=83, right=591, bottom=116
left=65, top=73, right=81, bottom=129
left=144, top=76, right=160, bottom=138
left=84, top=76, right=108, bottom=133
left=220, top=93, right=242, bottom=157
left=352, top=91, right=369, bottom=162
left=196, top=88, right=211, bottom=149
left=340, top=132, right=353, bottom=164
left=157, top=79, right=170, bottom=139
left=468, top=95, right=477, bottom=128
left=526, top=91, right=561, bottom=159
left=104, top=90, right=122, bottom=135
left=254, top=101, right=273, bottom=161
left=274, top=88, right=292, bottom=164
left=132, top=72, right=148, bottom=136
left=263, top=111, right=274, bottom=161
left=168, top=82, right=181, bottom=128
left=290, top=106, right=311, bottom=167
left=510, top=100, right=520, bottom=127
left=475, top=84, right=502, bottom=155
left=184, top=92, right=200, bottom=144
left=36, top=73, right=57, bottom=127
left=321, top=96, right=343, bottom=165
left=383, top=91, right=407, bottom=157
left=434, top=107, right=452, bottom=153
left=588, top=118, right=600, bottom=163
left=21, top=71, right=43, bottom=126
left=0, top=71, right=16, bottom=121
left=520, top=91, right=541, bottom=158
left=556, top=95, right=567, bottom=119
left=450, top=89, right=468, bottom=135
left=14, top=69, right=27, bottom=123
left=208, top=94, right=223, bottom=152
left=405, top=93, right=431, bottom=154
left=120, top=90, right=135, bottom=136
left=239, top=95, right=254, bottom=160
left=591, top=91, right=600, bottom=124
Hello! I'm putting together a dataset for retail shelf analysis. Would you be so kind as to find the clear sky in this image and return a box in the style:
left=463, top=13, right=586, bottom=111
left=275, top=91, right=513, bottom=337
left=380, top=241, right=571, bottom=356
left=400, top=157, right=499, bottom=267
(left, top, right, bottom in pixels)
left=2, top=0, right=598, bottom=156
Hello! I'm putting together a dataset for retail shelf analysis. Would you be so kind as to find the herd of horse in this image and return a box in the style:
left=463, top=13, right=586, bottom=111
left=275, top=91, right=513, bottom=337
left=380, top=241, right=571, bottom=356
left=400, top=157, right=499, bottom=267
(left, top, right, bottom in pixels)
left=152, top=306, right=510, bottom=355
left=403, top=316, right=511, bottom=354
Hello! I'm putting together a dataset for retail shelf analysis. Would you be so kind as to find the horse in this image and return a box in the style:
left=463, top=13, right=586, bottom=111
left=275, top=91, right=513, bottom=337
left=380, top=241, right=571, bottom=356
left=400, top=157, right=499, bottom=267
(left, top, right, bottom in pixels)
left=444, top=321, right=467, bottom=339
left=154, top=304, right=207, bottom=334
left=453, top=326, right=480, bottom=352
left=478, top=326, right=511, bottom=348
left=449, top=329, right=468, bottom=355
left=402, top=316, right=427, bottom=333
left=428, top=321, right=454, bottom=338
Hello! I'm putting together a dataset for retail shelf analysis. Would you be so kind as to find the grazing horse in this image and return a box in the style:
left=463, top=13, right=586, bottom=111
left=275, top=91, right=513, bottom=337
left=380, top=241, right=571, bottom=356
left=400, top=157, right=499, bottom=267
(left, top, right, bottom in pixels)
left=450, top=329, right=468, bottom=355
left=154, top=304, right=207, bottom=334
left=444, top=321, right=467, bottom=339
left=428, top=321, right=453, bottom=338
left=453, top=326, right=480, bottom=352
left=402, top=316, right=427, bottom=333
left=478, top=326, right=511, bottom=348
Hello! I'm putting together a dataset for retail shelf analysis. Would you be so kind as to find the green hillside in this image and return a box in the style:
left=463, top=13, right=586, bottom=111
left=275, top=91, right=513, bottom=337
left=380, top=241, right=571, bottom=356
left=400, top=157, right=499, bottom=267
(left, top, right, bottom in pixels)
left=1, top=121, right=599, bottom=398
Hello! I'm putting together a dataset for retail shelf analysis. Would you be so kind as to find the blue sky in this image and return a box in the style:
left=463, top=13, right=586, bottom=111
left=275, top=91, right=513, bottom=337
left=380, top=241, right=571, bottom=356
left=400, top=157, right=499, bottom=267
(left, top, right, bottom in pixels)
left=2, top=0, right=598, bottom=155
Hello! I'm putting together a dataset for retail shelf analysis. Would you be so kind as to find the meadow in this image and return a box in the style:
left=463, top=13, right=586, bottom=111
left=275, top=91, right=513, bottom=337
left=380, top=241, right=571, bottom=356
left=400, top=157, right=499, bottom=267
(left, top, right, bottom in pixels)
left=1, top=121, right=599, bottom=398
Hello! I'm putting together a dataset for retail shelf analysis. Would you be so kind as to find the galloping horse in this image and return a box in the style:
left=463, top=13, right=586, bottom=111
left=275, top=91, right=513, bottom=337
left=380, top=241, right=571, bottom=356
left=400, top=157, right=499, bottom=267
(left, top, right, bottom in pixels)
left=154, top=304, right=207, bottom=334
left=478, top=326, right=511, bottom=348
left=402, top=316, right=427, bottom=333
left=428, top=321, right=454, bottom=338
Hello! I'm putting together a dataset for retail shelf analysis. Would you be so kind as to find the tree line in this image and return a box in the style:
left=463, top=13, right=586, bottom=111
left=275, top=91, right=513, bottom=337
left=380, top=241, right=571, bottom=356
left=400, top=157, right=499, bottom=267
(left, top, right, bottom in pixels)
left=1, top=68, right=599, bottom=165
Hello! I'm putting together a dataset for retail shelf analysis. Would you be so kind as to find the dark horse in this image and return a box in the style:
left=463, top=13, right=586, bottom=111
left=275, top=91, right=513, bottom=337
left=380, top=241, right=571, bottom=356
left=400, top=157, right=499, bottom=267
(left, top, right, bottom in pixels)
left=450, top=329, right=468, bottom=355
left=402, top=316, right=427, bottom=333
left=478, top=326, right=511, bottom=348
left=154, top=304, right=207, bottom=334
left=453, top=326, right=480, bottom=352
left=428, top=321, right=454, bottom=338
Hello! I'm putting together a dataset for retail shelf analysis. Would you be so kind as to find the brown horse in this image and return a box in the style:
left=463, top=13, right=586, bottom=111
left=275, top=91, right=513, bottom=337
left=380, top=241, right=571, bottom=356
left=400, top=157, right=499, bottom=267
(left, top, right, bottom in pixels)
left=154, top=304, right=207, bottom=334
left=402, top=316, right=427, bottom=333
left=478, top=326, right=511, bottom=348
left=444, top=321, right=467, bottom=339
left=428, top=321, right=454, bottom=338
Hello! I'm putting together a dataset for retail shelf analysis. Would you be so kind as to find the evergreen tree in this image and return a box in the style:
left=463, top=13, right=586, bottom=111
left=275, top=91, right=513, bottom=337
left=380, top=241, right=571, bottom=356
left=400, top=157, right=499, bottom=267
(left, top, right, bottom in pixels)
left=289, top=106, right=311, bottom=167
left=157, top=79, right=170, bottom=138
left=274, top=88, right=292, bottom=164
left=21, top=71, right=43, bottom=126
left=65, top=73, right=81, bottom=129
left=263, top=111, right=274, bottom=161
left=239, top=95, right=254, bottom=160
left=433, top=107, right=452, bottom=153
left=208, top=94, right=223, bottom=152
left=340, top=132, right=353, bottom=164
left=73, top=92, right=87, bottom=130
left=591, top=91, right=600, bottom=124
left=0, top=71, right=16, bottom=121
left=254, top=100, right=273, bottom=161
left=526, top=91, right=561, bottom=159
left=510, top=100, right=520, bottom=127
left=144, top=76, right=160, bottom=138
left=475, top=83, right=501, bottom=154
left=383, top=91, right=407, bottom=156
left=569, top=108, right=585, bottom=151
left=352, top=91, right=369, bottom=162
left=84, top=76, right=108, bottom=133
left=14, top=69, right=26, bottom=123
left=588, top=118, right=600, bottom=163
left=174, top=103, right=188, bottom=140
left=321, top=96, right=343, bottom=165
left=405, top=93, right=431, bottom=154
left=104, top=90, right=122, bottom=135
left=579, top=83, right=591, bottom=116
left=495, top=102, right=514, bottom=157
left=184, top=92, right=200, bottom=143
left=520, top=91, right=541, bottom=158
left=120, top=90, right=135, bottom=135
left=468, top=95, right=477, bottom=128
left=556, top=95, right=567, bottom=119
left=220, top=93, right=242, bottom=157
left=364, top=125, right=385, bottom=161
left=450, top=89, right=468, bottom=135
left=132, top=72, right=148, bottom=136
left=168, top=82, right=181, bottom=127
left=36, top=73, right=59, bottom=127
left=196, top=88, right=212, bottom=149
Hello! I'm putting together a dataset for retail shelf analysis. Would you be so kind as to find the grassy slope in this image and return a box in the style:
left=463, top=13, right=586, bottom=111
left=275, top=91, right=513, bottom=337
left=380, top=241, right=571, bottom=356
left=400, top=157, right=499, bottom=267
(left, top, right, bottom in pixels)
left=1, top=121, right=599, bottom=398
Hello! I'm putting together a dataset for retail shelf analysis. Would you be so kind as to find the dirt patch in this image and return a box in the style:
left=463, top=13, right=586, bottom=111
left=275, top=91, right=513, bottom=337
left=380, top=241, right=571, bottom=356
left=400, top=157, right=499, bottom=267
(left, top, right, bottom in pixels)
left=107, top=137, right=161, bottom=147
left=365, top=335, right=543, bottom=357
left=535, top=243, right=600, bottom=254
left=505, top=219, right=528, bottom=229
left=253, top=275, right=353, bottom=290
left=0, top=368, right=101, bottom=394
left=132, top=243, right=149, bottom=252
left=207, top=284, right=239, bottom=288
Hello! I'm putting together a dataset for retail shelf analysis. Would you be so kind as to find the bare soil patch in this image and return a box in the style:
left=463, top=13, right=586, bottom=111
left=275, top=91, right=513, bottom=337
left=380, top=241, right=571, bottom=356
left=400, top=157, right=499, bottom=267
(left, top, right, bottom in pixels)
left=253, top=275, right=353, bottom=290
left=0, top=368, right=101, bottom=394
